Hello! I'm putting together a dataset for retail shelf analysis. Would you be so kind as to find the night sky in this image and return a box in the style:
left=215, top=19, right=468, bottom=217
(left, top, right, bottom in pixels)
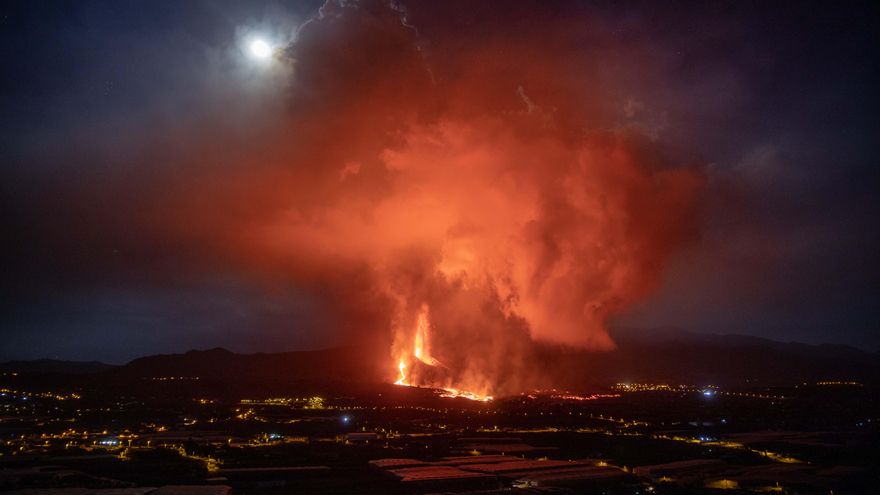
left=1, top=0, right=878, bottom=364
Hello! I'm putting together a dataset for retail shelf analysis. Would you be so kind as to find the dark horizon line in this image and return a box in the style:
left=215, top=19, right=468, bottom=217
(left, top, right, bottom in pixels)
left=2, top=328, right=877, bottom=367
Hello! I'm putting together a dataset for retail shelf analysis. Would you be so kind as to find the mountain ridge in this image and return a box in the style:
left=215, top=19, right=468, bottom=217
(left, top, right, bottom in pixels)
left=3, top=332, right=877, bottom=391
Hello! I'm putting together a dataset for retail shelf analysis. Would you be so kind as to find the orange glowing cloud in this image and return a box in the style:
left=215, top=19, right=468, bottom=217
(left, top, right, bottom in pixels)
left=151, top=0, right=705, bottom=396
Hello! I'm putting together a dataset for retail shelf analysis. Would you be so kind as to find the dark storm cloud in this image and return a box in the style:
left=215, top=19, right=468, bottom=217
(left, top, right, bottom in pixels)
left=1, top=0, right=878, bottom=362
left=611, top=1, right=880, bottom=348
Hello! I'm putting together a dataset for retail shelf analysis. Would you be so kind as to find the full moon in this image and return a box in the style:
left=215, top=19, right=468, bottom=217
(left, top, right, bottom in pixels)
left=249, top=39, right=272, bottom=59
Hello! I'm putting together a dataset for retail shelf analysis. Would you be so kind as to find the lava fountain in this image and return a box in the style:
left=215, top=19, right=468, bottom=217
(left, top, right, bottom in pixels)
left=393, top=304, right=493, bottom=401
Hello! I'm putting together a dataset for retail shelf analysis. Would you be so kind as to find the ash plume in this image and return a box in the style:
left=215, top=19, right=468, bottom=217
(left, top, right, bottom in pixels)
left=174, top=0, right=704, bottom=396
left=47, top=0, right=706, bottom=394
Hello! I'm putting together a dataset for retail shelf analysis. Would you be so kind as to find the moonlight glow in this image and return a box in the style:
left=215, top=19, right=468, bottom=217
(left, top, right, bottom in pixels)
left=249, top=38, right=272, bottom=60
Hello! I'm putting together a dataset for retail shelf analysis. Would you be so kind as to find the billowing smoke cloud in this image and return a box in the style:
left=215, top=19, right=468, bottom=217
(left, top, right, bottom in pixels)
left=5, top=0, right=878, bottom=365
left=148, top=0, right=704, bottom=395
left=2, top=1, right=703, bottom=389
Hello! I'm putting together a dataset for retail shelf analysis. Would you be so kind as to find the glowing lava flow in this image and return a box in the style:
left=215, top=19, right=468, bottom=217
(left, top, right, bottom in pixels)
left=393, top=305, right=493, bottom=401
left=438, top=387, right=493, bottom=402
left=394, top=360, right=408, bottom=386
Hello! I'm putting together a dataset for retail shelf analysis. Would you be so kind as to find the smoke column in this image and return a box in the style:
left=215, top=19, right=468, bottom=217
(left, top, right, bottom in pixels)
left=162, top=0, right=705, bottom=396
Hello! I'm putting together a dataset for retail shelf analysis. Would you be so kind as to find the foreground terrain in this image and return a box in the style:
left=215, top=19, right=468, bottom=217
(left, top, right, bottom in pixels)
left=1, top=353, right=878, bottom=494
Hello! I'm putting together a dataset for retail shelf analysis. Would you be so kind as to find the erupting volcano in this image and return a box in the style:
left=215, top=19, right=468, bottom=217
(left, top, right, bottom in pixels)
left=215, top=2, right=708, bottom=399
left=109, top=1, right=706, bottom=398
left=393, top=305, right=493, bottom=401
left=4, top=1, right=877, bottom=491
left=367, top=118, right=703, bottom=398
